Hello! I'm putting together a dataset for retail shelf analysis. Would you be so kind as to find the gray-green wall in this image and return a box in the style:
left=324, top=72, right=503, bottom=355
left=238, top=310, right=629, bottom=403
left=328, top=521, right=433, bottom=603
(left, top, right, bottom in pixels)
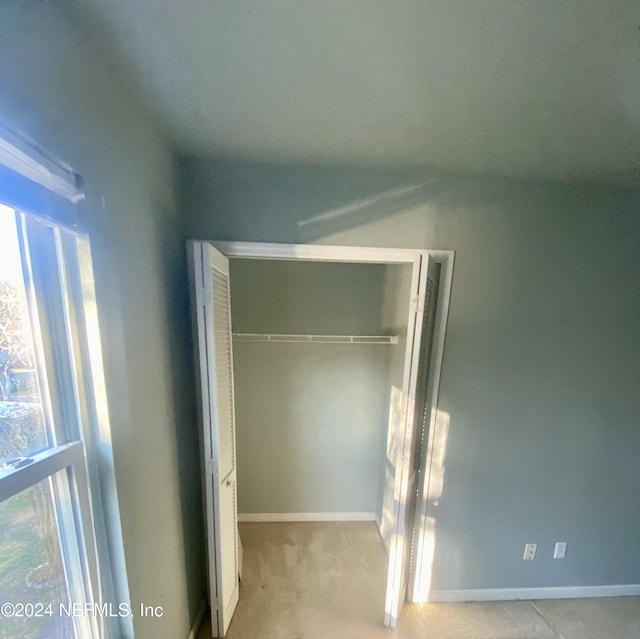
left=181, top=159, right=640, bottom=592
left=230, top=259, right=394, bottom=514
left=0, top=4, right=203, bottom=638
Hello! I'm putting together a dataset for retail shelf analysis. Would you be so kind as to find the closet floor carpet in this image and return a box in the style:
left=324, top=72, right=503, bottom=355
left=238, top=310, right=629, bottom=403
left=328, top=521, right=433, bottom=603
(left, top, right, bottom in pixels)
left=197, top=521, right=640, bottom=639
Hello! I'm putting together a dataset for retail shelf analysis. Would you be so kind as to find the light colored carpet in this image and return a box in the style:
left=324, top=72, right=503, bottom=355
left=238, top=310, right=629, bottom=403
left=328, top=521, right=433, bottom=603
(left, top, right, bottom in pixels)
left=197, top=521, right=640, bottom=639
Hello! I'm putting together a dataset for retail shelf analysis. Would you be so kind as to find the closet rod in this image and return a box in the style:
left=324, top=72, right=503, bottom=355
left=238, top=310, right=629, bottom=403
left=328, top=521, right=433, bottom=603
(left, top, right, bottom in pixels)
left=232, top=333, right=399, bottom=345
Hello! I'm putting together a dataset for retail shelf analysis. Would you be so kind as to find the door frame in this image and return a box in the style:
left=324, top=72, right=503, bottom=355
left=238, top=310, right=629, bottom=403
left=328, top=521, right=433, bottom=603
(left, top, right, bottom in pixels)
left=206, top=241, right=454, bottom=618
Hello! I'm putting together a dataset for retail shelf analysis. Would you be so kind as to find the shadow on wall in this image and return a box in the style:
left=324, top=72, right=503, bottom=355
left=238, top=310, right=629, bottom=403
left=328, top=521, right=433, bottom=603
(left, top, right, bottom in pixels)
left=180, top=161, right=521, bottom=245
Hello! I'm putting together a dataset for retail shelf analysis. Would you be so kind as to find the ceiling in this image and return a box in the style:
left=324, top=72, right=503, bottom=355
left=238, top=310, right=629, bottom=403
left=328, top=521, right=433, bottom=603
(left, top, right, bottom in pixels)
left=67, top=0, right=640, bottom=186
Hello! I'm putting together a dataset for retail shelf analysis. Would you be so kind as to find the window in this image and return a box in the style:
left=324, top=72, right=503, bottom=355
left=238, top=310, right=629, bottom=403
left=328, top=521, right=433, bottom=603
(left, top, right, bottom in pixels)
left=0, top=202, right=109, bottom=639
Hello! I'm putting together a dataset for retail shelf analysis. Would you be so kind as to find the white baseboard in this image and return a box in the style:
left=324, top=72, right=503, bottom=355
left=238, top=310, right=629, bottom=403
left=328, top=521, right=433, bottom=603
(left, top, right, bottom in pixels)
left=186, top=597, right=207, bottom=639
left=238, top=512, right=376, bottom=523
left=426, top=584, right=640, bottom=603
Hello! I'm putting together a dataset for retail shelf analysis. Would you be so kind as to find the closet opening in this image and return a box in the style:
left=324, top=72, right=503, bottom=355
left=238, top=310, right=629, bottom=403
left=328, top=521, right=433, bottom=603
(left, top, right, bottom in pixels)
left=188, top=242, right=454, bottom=638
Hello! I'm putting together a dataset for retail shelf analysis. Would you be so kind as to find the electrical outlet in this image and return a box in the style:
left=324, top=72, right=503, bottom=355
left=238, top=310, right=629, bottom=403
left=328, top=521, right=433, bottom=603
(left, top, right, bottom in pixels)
left=553, top=542, right=567, bottom=559
left=523, top=543, right=537, bottom=560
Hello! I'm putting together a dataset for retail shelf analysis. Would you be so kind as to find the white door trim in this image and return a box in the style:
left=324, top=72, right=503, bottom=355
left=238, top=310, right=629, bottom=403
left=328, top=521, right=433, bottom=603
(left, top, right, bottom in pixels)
left=211, top=240, right=428, bottom=264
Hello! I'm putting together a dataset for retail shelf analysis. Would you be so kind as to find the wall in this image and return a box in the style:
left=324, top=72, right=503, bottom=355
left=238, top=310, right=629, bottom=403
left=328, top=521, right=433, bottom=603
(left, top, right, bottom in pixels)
left=0, top=4, right=203, bottom=638
left=181, top=158, right=640, bottom=592
left=230, top=259, right=393, bottom=514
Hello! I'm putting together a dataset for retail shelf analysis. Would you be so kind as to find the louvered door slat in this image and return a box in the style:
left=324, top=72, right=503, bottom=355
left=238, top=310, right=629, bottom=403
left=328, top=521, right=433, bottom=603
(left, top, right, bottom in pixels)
left=211, top=267, right=235, bottom=481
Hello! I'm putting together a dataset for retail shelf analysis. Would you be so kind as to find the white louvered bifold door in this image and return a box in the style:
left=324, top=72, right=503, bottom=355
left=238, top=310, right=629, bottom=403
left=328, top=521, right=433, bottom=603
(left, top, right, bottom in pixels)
left=384, top=253, right=438, bottom=627
left=189, top=242, right=239, bottom=638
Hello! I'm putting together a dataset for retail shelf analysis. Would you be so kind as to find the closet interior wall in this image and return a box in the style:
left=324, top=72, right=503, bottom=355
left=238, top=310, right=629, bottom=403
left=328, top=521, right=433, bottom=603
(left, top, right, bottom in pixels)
left=229, top=259, right=410, bottom=522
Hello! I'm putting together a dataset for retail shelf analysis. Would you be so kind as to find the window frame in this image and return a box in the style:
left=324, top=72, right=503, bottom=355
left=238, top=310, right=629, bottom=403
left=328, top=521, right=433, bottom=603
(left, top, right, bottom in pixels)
left=0, top=205, right=116, bottom=639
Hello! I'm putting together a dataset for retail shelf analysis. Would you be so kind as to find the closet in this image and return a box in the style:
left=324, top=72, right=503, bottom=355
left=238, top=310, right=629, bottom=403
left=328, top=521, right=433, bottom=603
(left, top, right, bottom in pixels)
left=230, top=258, right=408, bottom=524
left=188, top=241, right=451, bottom=638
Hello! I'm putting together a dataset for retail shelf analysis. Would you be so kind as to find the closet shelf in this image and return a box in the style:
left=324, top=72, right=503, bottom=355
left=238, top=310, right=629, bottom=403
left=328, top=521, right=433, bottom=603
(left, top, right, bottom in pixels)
left=232, top=332, right=399, bottom=345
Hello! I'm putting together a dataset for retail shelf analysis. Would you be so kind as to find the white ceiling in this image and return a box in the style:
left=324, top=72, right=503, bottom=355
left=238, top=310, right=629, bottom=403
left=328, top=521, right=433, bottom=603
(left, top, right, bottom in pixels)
left=67, top=0, right=640, bottom=186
